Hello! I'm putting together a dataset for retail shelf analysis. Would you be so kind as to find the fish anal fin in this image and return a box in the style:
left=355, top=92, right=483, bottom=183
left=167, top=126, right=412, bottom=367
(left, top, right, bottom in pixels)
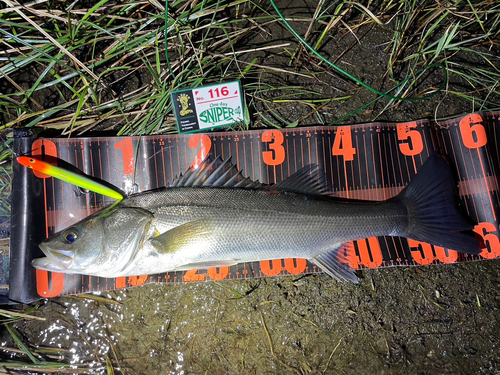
left=311, top=243, right=359, bottom=283
left=149, top=218, right=215, bottom=254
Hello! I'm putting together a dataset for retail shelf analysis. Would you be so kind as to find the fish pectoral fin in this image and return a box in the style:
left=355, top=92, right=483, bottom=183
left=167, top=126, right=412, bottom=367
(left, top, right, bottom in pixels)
left=149, top=218, right=216, bottom=254
left=173, top=260, right=241, bottom=271
left=311, top=243, right=359, bottom=283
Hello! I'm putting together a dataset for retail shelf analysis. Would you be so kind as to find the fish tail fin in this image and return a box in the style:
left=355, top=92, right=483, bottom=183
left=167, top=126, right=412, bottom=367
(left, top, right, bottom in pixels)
left=396, top=154, right=480, bottom=255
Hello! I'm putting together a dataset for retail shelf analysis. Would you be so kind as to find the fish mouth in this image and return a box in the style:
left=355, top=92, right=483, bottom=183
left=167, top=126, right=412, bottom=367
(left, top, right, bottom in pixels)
left=32, top=243, right=75, bottom=271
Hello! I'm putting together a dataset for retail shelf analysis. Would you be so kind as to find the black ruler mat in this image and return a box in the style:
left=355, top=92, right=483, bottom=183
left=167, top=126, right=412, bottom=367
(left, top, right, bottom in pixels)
left=9, top=112, right=500, bottom=303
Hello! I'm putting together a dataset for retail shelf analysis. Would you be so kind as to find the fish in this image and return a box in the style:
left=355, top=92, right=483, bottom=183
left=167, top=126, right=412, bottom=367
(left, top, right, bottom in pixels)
left=32, top=154, right=481, bottom=282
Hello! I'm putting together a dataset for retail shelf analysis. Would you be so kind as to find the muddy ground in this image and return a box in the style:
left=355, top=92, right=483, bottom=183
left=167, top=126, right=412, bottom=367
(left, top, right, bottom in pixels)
left=12, top=260, right=500, bottom=374
left=2, top=0, right=500, bottom=374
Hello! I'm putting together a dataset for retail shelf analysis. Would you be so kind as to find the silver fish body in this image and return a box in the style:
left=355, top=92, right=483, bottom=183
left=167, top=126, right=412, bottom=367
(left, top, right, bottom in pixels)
left=33, top=155, right=480, bottom=281
left=117, top=188, right=406, bottom=276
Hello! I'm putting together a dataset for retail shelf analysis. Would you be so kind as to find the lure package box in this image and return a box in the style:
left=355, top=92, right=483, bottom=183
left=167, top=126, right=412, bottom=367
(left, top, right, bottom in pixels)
left=171, top=80, right=249, bottom=133
left=8, top=112, right=500, bottom=303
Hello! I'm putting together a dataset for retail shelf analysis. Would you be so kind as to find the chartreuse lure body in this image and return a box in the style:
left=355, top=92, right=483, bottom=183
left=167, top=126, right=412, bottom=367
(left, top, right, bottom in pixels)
left=17, top=156, right=124, bottom=201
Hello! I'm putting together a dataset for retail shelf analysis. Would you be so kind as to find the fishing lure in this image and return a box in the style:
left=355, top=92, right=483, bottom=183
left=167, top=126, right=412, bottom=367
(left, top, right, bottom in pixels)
left=17, top=156, right=124, bottom=201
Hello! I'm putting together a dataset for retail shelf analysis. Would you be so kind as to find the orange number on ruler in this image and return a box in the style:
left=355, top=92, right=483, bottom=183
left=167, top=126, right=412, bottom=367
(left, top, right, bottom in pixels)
left=409, top=239, right=434, bottom=265
left=207, top=267, right=229, bottom=280
left=284, top=258, right=307, bottom=274
left=183, top=269, right=207, bottom=282
left=343, top=239, right=382, bottom=269
left=115, top=277, right=127, bottom=289
left=189, top=134, right=212, bottom=169
left=31, top=139, right=58, bottom=179
left=397, top=123, right=423, bottom=156
left=114, top=138, right=134, bottom=175
left=474, top=222, right=500, bottom=259
left=262, top=130, right=285, bottom=166
left=260, top=259, right=282, bottom=276
left=128, top=275, right=148, bottom=286
left=356, top=237, right=383, bottom=268
left=338, top=243, right=358, bottom=269
left=36, top=270, right=64, bottom=297
left=459, top=114, right=487, bottom=149
left=434, top=246, right=458, bottom=264
left=332, top=126, right=356, bottom=161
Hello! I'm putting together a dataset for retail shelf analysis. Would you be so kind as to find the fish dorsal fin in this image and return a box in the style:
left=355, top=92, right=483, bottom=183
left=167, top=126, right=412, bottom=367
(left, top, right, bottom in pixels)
left=274, top=164, right=329, bottom=195
left=171, top=155, right=328, bottom=194
left=170, top=155, right=265, bottom=189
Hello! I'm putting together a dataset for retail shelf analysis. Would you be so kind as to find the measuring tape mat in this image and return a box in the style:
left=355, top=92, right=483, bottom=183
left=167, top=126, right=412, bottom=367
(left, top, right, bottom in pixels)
left=9, top=112, right=500, bottom=302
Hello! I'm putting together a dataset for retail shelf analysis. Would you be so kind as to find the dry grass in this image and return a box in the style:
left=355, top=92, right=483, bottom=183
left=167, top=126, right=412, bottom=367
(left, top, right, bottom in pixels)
left=0, top=0, right=498, bottom=135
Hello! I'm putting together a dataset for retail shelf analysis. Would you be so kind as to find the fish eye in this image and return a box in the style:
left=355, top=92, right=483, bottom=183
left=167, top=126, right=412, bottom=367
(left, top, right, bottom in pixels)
left=63, top=229, right=79, bottom=244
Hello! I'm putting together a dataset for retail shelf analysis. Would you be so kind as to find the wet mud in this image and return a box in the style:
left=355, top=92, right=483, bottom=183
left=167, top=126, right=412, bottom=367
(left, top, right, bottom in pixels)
left=8, top=260, right=500, bottom=374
